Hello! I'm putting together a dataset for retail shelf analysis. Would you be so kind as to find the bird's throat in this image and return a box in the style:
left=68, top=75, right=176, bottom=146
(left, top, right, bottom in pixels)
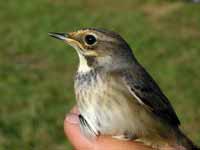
left=77, top=51, right=93, bottom=73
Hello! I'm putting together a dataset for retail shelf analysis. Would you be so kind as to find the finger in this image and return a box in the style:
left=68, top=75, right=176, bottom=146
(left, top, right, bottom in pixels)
left=65, top=106, right=153, bottom=150
left=159, top=145, right=185, bottom=150
left=93, top=136, right=153, bottom=150
left=64, top=113, right=93, bottom=150
left=70, top=106, right=79, bottom=114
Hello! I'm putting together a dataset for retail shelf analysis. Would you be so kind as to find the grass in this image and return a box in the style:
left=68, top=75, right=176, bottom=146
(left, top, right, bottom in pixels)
left=0, top=0, right=199, bottom=149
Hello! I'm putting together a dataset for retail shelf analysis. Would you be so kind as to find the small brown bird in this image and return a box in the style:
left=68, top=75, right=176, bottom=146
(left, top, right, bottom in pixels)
left=49, top=28, right=198, bottom=149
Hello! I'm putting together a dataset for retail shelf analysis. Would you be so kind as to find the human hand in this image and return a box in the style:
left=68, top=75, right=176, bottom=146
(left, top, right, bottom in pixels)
left=64, top=106, right=153, bottom=150
left=64, top=106, right=180, bottom=150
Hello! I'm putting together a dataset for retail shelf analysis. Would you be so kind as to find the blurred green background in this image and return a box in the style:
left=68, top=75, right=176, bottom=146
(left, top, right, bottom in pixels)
left=0, top=0, right=200, bottom=149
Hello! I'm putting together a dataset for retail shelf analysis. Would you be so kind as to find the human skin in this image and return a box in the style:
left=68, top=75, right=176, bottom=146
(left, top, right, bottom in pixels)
left=64, top=106, right=177, bottom=150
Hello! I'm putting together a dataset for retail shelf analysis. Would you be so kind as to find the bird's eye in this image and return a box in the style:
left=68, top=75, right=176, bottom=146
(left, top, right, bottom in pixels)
left=84, top=34, right=96, bottom=45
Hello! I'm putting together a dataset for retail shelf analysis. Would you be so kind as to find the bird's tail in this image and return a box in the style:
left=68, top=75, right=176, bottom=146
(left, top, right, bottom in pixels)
left=175, top=128, right=199, bottom=150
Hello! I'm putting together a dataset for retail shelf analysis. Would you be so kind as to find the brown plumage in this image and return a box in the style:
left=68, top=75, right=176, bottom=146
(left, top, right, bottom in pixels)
left=49, top=28, right=199, bottom=149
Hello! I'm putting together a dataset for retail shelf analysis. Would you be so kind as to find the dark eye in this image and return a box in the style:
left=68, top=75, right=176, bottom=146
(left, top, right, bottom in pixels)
left=84, top=34, right=96, bottom=45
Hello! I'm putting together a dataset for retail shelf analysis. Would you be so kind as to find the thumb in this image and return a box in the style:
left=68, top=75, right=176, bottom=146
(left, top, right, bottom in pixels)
left=64, top=109, right=152, bottom=150
left=64, top=111, right=93, bottom=150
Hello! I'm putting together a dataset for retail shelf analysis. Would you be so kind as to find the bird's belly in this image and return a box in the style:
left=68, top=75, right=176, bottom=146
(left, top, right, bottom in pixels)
left=75, top=73, right=155, bottom=139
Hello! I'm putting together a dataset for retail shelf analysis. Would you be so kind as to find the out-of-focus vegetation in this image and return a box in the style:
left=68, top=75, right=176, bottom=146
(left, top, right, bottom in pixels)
left=0, top=0, right=199, bottom=149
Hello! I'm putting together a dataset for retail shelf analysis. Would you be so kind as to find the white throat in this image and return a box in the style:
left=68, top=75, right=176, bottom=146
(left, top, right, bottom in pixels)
left=77, top=51, right=92, bottom=73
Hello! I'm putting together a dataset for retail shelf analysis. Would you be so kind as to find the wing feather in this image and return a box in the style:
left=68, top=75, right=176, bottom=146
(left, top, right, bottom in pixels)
left=122, top=64, right=180, bottom=126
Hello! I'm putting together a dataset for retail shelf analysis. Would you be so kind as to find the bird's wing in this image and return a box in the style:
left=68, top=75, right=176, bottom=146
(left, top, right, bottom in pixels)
left=121, top=64, right=180, bottom=126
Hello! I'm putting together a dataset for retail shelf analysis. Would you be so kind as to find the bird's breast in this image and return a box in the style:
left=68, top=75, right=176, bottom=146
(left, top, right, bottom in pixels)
left=74, top=70, right=140, bottom=134
left=74, top=70, right=129, bottom=111
left=74, top=69, right=165, bottom=142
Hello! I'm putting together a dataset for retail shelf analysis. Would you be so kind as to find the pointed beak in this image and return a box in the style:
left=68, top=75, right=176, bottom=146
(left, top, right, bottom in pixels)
left=48, top=31, right=83, bottom=51
left=48, top=32, right=68, bottom=41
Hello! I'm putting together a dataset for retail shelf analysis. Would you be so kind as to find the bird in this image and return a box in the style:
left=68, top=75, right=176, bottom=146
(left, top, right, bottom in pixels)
left=49, top=28, right=198, bottom=149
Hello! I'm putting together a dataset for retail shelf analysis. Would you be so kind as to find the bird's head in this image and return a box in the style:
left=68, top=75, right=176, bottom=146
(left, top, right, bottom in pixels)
left=49, top=28, right=135, bottom=73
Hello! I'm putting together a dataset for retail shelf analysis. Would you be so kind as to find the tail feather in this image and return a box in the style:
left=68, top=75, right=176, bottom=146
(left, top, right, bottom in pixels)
left=176, top=128, right=199, bottom=150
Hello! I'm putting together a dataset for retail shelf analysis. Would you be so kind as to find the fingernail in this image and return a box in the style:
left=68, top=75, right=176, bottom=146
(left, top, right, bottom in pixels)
left=70, top=106, right=79, bottom=114
left=65, top=113, right=79, bottom=124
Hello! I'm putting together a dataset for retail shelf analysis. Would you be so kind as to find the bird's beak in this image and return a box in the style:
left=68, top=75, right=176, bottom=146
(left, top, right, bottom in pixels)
left=48, top=31, right=85, bottom=52
left=48, top=32, right=69, bottom=41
